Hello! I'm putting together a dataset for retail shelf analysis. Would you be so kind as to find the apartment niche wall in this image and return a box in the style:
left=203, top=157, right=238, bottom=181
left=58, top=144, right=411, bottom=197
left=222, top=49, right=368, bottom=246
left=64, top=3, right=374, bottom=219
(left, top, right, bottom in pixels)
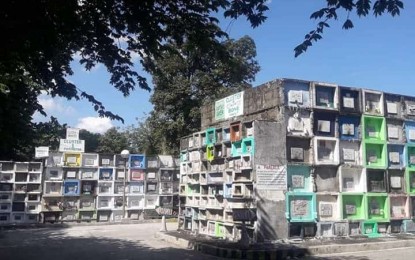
left=205, top=128, right=216, bottom=145
left=362, top=115, right=386, bottom=141
left=339, top=141, right=361, bottom=165
left=288, top=223, right=317, bottom=239
left=366, top=193, right=390, bottom=222
left=339, top=86, right=362, bottom=114
left=388, top=169, right=406, bottom=193
left=411, top=197, right=415, bottom=218
left=387, top=144, right=405, bottom=169
left=403, top=96, right=415, bottom=120
left=180, top=135, right=191, bottom=151
left=63, top=180, right=80, bottom=196
left=366, top=169, right=387, bottom=193
left=313, top=137, right=339, bottom=165
left=231, top=141, right=242, bottom=157
left=283, top=79, right=311, bottom=109
left=285, top=192, right=317, bottom=222
left=313, top=112, right=337, bottom=137
left=46, top=152, right=64, bottom=167
left=317, top=194, right=340, bottom=221
left=98, top=154, right=115, bottom=167
left=286, top=110, right=312, bottom=137
left=242, top=121, right=254, bottom=138
left=215, top=127, right=223, bottom=144
left=230, top=121, right=242, bottom=142
left=81, top=153, right=99, bottom=167
left=81, top=180, right=96, bottom=195
left=406, top=144, right=415, bottom=169
left=385, top=93, right=403, bottom=119
left=406, top=169, right=415, bottom=194
left=363, top=89, right=384, bottom=116
left=314, top=166, right=339, bottom=192
left=286, top=137, right=311, bottom=164
left=63, top=153, right=81, bottom=167
left=338, top=115, right=360, bottom=141
left=405, top=121, right=415, bottom=144
left=312, top=82, right=338, bottom=110
left=363, top=141, right=387, bottom=169
left=340, top=193, right=366, bottom=220
left=389, top=195, right=409, bottom=220
left=63, top=168, right=79, bottom=180
left=286, top=165, right=312, bottom=192
left=386, top=119, right=404, bottom=143
left=129, top=154, right=146, bottom=169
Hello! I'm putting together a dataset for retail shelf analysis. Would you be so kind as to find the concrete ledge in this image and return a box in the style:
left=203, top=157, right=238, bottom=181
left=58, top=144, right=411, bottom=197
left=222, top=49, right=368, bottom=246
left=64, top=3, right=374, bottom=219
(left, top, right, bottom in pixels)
left=0, top=218, right=177, bottom=230
left=155, top=231, right=196, bottom=249
left=156, top=231, right=415, bottom=259
left=308, top=239, right=415, bottom=255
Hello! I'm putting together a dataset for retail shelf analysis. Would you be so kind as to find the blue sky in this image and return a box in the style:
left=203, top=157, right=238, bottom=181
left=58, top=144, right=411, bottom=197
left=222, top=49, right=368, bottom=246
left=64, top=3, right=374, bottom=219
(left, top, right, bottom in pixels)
left=33, top=1, right=415, bottom=133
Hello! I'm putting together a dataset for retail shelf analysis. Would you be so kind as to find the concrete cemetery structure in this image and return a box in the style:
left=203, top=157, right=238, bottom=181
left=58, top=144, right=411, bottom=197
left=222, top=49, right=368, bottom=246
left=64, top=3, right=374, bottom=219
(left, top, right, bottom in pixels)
left=178, top=78, right=415, bottom=241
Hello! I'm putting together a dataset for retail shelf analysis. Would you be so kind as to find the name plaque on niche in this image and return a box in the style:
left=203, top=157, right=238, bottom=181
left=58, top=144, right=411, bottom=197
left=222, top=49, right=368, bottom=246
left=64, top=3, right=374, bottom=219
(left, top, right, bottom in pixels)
left=291, top=199, right=308, bottom=217
left=318, top=120, right=331, bottom=133
left=288, top=90, right=303, bottom=104
left=389, top=152, right=400, bottom=164
left=343, top=148, right=355, bottom=161
left=387, top=102, right=398, bottom=114
left=343, top=177, right=354, bottom=190
left=345, top=204, right=356, bottom=215
left=342, top=123, right=355, bottom=136
left=390, top=176, right=402, bottom=189
left=343, top=97, right=355, bottom=108
left=291, top=147, right=304, bottom=161
left=291, top=175, right=305, bottom=188
left=319, top=203, right=333, bottom=217
left=388, top=126, right=399, bottom=139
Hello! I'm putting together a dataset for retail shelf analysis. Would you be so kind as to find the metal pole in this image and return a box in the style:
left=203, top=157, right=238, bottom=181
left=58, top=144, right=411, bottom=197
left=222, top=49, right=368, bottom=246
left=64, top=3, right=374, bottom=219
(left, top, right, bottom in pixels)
left=122, top=158, right=126, bottom=218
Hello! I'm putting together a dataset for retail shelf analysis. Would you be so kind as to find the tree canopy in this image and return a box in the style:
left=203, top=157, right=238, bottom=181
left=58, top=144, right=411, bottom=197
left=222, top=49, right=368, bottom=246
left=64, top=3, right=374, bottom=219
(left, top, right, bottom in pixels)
left=0, top=0, right=268, bottom=159
left=134, top=35, right=260, bottom=155
left=295, top=0, right=405, bottom=57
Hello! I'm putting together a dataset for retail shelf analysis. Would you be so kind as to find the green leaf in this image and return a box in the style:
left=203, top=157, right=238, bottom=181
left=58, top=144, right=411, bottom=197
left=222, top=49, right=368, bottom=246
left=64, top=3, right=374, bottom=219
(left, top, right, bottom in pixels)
left=342, top=19, right=354, bottom=29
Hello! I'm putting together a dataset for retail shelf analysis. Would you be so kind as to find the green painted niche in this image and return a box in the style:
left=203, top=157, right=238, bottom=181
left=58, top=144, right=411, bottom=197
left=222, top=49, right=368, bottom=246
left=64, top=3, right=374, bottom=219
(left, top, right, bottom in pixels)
left=341, top=193, right=366, bottom=220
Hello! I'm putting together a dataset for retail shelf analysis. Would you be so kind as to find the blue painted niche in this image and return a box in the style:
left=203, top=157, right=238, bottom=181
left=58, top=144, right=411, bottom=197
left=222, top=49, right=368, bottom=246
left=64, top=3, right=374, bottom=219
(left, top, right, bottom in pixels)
left=339, top=115, right=360, bottom=141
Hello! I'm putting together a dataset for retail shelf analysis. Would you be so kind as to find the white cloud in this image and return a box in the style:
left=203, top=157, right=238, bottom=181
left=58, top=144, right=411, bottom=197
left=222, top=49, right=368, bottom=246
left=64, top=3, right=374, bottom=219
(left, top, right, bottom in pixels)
left=38, top=95, right=76, bottom=115
left=76, top=117, right=113, bottom=134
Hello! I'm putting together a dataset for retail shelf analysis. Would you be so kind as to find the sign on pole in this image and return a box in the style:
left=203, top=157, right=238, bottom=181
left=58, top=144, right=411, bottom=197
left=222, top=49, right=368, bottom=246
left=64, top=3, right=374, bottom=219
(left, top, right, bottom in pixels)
left=66, top=128, right=80, bottom=140
left=35, top=146, right=49, bottom=158
left=59, top=139, right=85, bottom=152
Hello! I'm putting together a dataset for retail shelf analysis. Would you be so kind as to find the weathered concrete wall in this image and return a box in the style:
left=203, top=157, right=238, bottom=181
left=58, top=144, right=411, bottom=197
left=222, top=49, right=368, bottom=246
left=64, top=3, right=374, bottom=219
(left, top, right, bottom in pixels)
left=314, top=166, right=339, bottom=192
left=200, top=79, right=284, bottom=129
left=254, top=120, right=288, bottom=241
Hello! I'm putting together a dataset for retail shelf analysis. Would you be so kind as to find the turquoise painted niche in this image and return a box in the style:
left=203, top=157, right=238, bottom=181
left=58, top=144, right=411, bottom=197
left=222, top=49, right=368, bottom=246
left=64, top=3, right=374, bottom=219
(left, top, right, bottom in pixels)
left=285, top=192, right=317, bottom=222
left=287, top=165, right=311, bottom=192
left=180, top=151, right=188, bottom=162
left=242, top=137, right=255, bottom=155
left=206, top=128, right=216, bottom=145
left=361, top=221, right=381, bottom=238
left=231, top=141, right=242, bottom=157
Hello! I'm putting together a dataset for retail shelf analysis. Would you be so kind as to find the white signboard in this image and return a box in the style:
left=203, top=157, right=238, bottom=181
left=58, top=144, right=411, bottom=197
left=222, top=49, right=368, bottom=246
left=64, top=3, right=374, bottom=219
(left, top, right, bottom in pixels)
left=66, top=128, right=80, bottom=140
left=35, top=146, right=49, bottom=158
left=256, top=165, right=286, bottom=190
left=59, top=139, right=85, bottom=152
left=215, top=91, right=244, bottom=121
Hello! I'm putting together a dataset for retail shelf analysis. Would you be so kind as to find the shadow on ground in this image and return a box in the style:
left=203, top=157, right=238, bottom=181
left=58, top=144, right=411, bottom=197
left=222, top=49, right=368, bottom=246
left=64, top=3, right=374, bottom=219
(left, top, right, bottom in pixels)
left=302, top=255, right=369, bottom=260
left=0, top=224, right=219, bottom=260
